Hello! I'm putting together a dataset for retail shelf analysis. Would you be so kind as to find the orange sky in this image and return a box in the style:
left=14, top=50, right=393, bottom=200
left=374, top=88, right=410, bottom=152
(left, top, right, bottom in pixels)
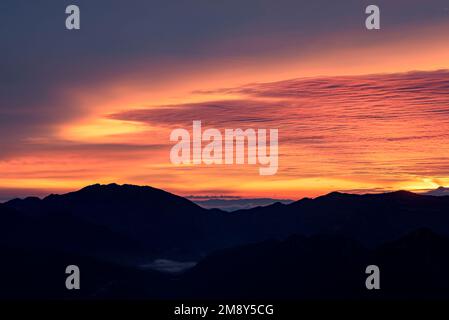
left=1, top=18, right=449, bottom=201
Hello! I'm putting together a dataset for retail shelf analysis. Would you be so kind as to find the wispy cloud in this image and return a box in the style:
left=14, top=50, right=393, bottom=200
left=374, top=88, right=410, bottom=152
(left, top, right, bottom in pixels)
left=107, top=70, right=449, bottom=195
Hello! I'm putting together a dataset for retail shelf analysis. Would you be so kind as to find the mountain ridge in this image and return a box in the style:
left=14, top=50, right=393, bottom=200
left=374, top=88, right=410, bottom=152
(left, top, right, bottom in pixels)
left=2, top=184, right=449, bottom=299
left=3, top=183, right=449, bottom=261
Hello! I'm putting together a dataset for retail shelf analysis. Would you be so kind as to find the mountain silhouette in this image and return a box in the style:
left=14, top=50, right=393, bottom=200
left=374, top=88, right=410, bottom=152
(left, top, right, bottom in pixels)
left=4, top=184, right=220, bottom=260
left=170, top=228, right=449, bottom=299
left=0, top=243, right=168, bottom=299
left=2, top=184, right=449, bottom=299
left=424, top=186, right=449, bottom=196
left=4, top=184, right=449, bottom=261
left=0, top=203, right=142, bottom=262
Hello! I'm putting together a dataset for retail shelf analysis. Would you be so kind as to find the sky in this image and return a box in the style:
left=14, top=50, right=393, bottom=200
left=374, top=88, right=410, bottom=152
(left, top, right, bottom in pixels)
left=1, top=0, right=449, bottom=201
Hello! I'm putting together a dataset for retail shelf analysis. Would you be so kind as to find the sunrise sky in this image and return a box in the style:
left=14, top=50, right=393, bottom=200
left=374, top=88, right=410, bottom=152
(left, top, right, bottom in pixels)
left=1, top=0, right=449, bottom=201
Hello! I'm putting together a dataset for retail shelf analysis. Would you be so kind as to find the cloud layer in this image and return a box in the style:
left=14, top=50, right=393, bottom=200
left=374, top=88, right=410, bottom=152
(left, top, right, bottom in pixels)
left=2, top=1, right=449, bottom=198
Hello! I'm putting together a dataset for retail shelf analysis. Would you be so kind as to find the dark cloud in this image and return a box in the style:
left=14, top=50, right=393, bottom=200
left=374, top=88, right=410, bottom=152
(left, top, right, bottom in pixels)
left=108, top=99, right=284, bottom=127
left=208, top=69, right=449, bottom=101
left=0, top=140, right=165, bottom=160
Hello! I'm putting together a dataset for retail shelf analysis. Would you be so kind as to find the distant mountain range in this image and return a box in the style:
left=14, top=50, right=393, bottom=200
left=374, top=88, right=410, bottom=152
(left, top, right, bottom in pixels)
left=3, top=184, right=449, bottom=261
left=190, top=197, right=293, bottom=211
left=423, top=186, right=449, bottom=196
left=2, top=183, right=449, bottom=299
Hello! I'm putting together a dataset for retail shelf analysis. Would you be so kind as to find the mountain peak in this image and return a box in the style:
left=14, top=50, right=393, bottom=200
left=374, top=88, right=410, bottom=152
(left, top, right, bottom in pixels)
left=47, top=183, right=162, bottom=199
left=423, top=186, right=449, bottom=196
left=80, top=183, right=121, bottom=191
left=316, top=191, right=354, bottom=200
left=382, top=190, right=420, bottom=199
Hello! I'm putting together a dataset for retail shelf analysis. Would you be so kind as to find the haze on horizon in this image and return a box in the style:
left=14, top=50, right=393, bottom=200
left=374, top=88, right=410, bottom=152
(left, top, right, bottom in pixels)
left=1, top=0, right=449, bottom=201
